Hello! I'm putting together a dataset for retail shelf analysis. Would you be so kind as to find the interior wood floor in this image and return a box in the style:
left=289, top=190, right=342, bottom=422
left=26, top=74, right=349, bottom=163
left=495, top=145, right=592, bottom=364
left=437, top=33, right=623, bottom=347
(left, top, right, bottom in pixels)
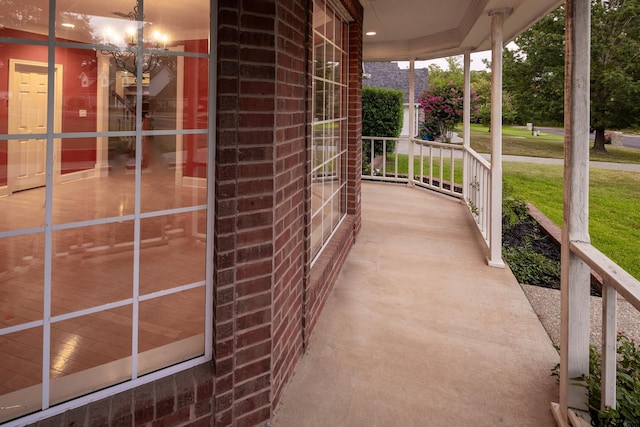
left=0, top=153, right=207, bottom=396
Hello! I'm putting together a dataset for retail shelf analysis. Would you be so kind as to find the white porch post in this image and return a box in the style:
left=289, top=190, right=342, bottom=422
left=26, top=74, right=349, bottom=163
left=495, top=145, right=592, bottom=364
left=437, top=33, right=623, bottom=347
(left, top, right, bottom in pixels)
left=488, top=10, right=507, bottom=268
left=559, top=0, right=591, bottom=420
left=462, top=50, right=471, bottom=200
left=407, top=58, right=415, bottom=186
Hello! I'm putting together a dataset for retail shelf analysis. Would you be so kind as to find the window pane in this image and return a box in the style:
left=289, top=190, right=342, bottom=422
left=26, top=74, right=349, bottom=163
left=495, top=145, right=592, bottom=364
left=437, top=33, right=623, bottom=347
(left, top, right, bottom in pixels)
left=50, top=140, right=135, bottom=224
left=51, top=222, right=134, bottom=316
left=311, top=2, right=347, bottom=260
left=139, top=212, right=206, bottom=295
left=49, top=306, right=132, bottom=405
left=138, top=287, right=205, bottom=375
left=140, top=135, right=208, bottom=213
left=0, top=1, right=211, bottom=422
left=0, top=233, right=45, bottom=326
left=0, top=154, right=47, bottom=225
left=0, top=327, right=43, bottom=422
left=0, top=2, right=50, bottom=39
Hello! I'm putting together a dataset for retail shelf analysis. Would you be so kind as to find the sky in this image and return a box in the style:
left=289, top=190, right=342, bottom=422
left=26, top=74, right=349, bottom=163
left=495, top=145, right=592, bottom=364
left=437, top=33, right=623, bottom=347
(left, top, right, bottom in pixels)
left=395, top=43, right=518, bottom=72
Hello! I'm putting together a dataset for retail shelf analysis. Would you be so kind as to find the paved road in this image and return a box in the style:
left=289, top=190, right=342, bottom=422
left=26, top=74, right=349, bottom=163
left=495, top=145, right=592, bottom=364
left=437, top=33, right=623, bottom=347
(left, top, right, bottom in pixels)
left=536, top=126, right=640, bottom=149
left=497, top=155, right=640, bottom=172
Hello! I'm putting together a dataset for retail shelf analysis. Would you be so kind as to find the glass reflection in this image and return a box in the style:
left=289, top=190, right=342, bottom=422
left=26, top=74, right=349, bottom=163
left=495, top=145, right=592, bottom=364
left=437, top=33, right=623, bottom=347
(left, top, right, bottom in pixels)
left=140, top=135, right=208, bottom=213
left=52, top=135, right=137, bottom=223
left=49, top=306, right=132, bottom=405
left=51, top=222, right=134, bottom=316
left=0, top=233, right=45, bottom=327
left=139, top=212, right=206, bottom=295
left=138, top=287, right=205, bottom=375
left=0, top=1, right=50, bottom=39
left=0, top=327, right=43, bottom=421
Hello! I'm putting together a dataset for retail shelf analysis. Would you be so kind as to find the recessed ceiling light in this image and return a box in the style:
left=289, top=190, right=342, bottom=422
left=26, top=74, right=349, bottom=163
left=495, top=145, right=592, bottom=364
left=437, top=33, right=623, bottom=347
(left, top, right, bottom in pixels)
left=365, top=31, right=376, bottom=36
left=61, top=23, right=75, bottom=28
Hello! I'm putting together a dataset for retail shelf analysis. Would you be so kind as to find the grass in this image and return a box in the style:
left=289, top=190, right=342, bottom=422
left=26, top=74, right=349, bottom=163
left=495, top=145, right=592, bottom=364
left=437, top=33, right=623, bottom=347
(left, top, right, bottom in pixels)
left=468, top=124, right=640, bottom=164
left=392, top=154, right=463, bottom=185
left=503, top=162, right=640, bottom=281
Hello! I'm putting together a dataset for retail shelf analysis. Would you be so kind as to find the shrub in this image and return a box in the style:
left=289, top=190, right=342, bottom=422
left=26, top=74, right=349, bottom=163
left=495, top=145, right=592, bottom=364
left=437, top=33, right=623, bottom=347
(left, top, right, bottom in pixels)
left=362, top=86, right=404, bottom=160
left=553, top=332, right=640, bottom=426
left=419, top=81, right=478, bottom=142
left=585, top=333, right=640, bottom=426
left=501, top=191, right=561, bottom=289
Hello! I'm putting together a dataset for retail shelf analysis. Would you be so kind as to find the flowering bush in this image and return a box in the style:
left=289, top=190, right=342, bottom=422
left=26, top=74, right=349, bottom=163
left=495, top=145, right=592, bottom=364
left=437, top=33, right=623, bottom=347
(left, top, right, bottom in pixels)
left=419, top=81, right=478, bottom=143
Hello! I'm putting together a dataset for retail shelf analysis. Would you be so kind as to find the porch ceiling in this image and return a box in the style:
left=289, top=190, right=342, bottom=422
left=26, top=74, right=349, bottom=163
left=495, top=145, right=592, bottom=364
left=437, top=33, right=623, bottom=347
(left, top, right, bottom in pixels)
left=361, top=0, right=563, bottom=61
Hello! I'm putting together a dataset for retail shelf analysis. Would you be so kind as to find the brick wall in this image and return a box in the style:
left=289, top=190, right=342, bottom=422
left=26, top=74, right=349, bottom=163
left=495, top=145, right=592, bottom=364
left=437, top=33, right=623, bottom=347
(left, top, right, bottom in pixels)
left=215, top=0, right=362, bottom=424
left=270, top=0, right=310, bottom=410
left=33, top=364, right=214, bottom=427
left=215, top=0, right=277, bottom=425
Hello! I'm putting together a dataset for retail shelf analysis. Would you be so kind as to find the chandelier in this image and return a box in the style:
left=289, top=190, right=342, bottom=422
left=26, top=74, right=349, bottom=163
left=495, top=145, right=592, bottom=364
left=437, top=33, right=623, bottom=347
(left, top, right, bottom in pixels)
left=100, top=0, right=168, bottom=75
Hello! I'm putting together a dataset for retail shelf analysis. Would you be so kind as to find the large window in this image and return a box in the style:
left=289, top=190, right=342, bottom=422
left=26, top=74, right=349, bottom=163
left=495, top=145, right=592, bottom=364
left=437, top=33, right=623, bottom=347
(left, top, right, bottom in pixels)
left=0, top=1, right=212, bottom=424
left=311, top=0, right=348, bottom=259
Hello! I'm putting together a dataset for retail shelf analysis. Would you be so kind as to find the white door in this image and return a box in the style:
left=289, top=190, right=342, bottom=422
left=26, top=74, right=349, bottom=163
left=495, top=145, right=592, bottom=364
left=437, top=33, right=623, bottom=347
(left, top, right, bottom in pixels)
left=8, top=60, right=62, bottom=193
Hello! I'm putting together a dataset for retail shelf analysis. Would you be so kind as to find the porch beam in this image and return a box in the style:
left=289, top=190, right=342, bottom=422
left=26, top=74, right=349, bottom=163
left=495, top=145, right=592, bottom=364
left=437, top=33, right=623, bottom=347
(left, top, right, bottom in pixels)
left=559, top=0, right=591, bottom=419
left=487, top=10, right=508, bottom=268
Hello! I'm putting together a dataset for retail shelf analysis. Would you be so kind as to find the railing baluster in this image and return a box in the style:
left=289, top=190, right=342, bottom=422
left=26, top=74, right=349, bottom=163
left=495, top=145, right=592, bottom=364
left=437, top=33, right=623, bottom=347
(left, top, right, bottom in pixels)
left=439, top=147, right=444, bottom=191
left=419, top=143, right=424, bottom=184
left=601, top=280, right=617, bottom=411
left=450, top=147, right=455, bottom=194
left=382, top=140, right=387, bottom=178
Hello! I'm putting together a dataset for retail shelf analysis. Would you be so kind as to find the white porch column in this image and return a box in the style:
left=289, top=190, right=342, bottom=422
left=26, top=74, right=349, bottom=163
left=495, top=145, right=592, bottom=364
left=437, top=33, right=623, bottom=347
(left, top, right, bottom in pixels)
left=407, top=58, right=415, bottom=187
left=559, top=0, right=591, bottom=419
left=488, top=10, right=508, bottom=268
left=462, top=50, right=471, bottom=200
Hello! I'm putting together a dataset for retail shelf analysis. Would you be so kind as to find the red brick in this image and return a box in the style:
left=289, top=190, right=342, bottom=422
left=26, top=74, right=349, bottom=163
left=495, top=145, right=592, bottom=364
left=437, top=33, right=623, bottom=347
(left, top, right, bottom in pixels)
left=235, top=341, right=271, bottom=367
left=236, top=406, right=271, bottom=427
left=151, top=407, right=190, bottom=427
left=236, top=276, right=272, bottom=298
left=196, top=379, right=214, bottom=402
left=236, top=289, right=271, bottom=314
left=234, top=389, right=270, bottom=417
left=235, top=357, right=271, bottom=383
left=236, top=260, right=273, bottom=281
left=237, top=243, right=273, bottom=263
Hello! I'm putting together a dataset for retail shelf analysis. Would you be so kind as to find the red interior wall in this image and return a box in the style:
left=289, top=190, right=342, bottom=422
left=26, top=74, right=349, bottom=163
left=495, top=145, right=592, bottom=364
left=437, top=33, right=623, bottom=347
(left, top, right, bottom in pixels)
left=182, top=39, right=209, bottom=179
left=0, top=28, right=98, bottom=185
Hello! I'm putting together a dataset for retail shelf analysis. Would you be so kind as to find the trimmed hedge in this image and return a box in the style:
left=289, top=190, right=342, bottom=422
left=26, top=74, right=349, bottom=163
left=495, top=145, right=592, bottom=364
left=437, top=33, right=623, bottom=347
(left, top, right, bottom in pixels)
left=362, top=86, right=404, bottom=158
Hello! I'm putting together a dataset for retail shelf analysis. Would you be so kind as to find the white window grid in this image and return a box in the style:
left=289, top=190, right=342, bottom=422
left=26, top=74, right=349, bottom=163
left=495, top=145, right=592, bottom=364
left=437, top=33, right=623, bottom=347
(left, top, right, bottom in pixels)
left=0, top=2, right=216, bottom=424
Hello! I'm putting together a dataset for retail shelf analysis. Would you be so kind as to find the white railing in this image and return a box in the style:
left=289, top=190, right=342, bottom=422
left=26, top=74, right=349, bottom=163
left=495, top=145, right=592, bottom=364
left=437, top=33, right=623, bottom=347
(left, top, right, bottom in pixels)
left=464, top=147, right=491, bottom=246
left=568, top=242, right=640, bottom=418
left=361, top=136, right=491, bottom=245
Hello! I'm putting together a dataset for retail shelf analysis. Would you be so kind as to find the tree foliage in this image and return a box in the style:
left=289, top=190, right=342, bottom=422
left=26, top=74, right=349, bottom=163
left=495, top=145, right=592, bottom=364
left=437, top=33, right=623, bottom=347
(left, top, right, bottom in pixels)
left=503, top=1, right=640, bottom=152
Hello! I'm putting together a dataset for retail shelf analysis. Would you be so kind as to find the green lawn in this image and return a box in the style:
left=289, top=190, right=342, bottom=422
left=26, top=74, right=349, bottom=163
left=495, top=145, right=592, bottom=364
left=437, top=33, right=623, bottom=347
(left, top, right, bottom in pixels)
left=504, top=162, right=640, bottom=281
left=469, top=124, right=640, bottom=164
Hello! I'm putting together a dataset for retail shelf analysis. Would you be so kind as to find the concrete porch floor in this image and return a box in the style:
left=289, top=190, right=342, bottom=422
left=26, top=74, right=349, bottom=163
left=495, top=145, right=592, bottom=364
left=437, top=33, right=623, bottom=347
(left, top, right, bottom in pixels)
left=272, top=182, right=559, bottom=427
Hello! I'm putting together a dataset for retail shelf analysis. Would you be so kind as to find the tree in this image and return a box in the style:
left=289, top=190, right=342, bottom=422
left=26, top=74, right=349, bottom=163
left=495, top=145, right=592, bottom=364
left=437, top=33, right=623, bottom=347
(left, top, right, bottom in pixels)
left=503, top=1, right=640, bottom=152
left=419, top=81, right=478, bottom=142
left=590, top=0, right=640, bottom=151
